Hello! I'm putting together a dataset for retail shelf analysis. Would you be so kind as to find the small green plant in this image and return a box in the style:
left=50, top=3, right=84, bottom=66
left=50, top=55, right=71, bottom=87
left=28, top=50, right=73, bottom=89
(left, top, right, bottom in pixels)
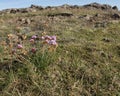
left=30, top=51, right=58, bottom=70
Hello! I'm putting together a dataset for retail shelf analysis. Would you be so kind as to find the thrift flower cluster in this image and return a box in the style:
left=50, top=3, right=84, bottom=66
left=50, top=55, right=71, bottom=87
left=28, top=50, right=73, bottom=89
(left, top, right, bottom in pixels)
left=6, top=32, right=58, bottom=55
left=42, top=35, right=57, bottom=46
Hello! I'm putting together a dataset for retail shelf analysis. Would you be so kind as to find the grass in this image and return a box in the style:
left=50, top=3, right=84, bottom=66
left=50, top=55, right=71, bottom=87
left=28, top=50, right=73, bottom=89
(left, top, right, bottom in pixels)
left=0, top=7, right=120, bottom=96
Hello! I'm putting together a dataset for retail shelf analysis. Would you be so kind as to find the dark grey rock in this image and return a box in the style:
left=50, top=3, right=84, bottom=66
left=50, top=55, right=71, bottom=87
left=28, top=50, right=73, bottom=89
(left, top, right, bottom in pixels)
left=83, top=2, right=112, bottom=10
left=47, top=12, right=73, bottom=17
left=30, top=4, right=44, bottom=10
left=112, top=6, right=118, bottom=10
left=112, top=13, right=120, bottom=19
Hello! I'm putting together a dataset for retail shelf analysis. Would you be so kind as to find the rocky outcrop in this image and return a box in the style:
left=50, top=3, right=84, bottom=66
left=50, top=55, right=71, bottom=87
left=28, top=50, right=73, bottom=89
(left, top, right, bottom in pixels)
left=0, top=3, right=119, bottom=15
left=30, top=4, right=44, bottom=10
left=111, top=13, right=120, bottom=19
left=47, top=12, right=73, bottom=17
left=9, top=8, right=29, bottom=13
left=1, top=8, right=28, bottom=14
left=16, top=18, right=32, bottom=24
left=58, top=4, right=80, bottom=9
left=0, top=4, right=44, bottom=14
left=83, top=2, right=112, bottom=10
left=79, top=14, right=93, bottom=20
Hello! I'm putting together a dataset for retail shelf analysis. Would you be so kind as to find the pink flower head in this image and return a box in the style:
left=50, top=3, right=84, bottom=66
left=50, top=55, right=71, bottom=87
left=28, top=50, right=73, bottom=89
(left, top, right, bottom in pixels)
left=30, top=38, right=35, bottom=42
left=41, top=36, right=45, bottom=40
left=45, top=39, right=49, bottom=44
left=44, top=35, right=52, bottom=40
left=31, top=48, right=37, bottom=53
left=31, top=35, right=37, bottom=39
left=51, top=36, right=56, bottom=41
left=17, top=44, right=23, bottom=49
left=49, top=40, right=57, bottom=45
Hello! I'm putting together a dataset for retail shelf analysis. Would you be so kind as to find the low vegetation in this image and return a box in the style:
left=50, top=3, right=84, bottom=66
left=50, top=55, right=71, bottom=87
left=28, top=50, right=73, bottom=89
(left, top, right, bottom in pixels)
left=0, top=3, right=120, bottom=96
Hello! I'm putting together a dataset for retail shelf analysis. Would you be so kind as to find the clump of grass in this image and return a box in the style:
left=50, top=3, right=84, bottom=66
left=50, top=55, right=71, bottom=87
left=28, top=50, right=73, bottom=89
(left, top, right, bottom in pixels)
left=30, top=51, right=58, bottom=70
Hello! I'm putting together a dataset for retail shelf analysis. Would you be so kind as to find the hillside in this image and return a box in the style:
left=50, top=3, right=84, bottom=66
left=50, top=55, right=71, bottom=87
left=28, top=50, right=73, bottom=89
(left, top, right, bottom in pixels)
left=0, top=3, right=120, bottom=96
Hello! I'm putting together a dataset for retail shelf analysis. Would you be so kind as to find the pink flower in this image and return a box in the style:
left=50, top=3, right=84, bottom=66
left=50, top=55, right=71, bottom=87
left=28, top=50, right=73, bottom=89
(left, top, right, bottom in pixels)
left=30, top=39, right=35, bottom=42
left=31, top=35, right=37, bottom=39
left=45, top=39, right=49, bottom=44
left=41, top=36, right=45, bottom=40
left=51, top=36, right=56, bottom=41
left=48, top=40, right=57, bottom=45
left=44, top=35, right=52, bottom=40
left=17, top=44, right=23, bottom=49
left=31, top=48, right=37, bottom=53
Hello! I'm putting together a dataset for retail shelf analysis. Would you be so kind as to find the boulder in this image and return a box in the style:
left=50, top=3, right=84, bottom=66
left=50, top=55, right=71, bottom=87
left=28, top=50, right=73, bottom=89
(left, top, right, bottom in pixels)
left=30, top=4, right=44, bottom=10
left=48, top=12, right=73, bottom=17
left=19, top=8, right=28, bottom=13
left=9, top=9, right=20, bottom=13
left=112, top=6, right=118, bottom=10
left=112, top=13, right=120, bottom=19
left=79, top=14, right=92, bottom=20
left=83, top=2, right=112, bottom=10
left=101, top=4, right=112, bottom=10
left=8, top=8, right=28, bottom=14
left=17, top=18, right=31, bottom=24
left=84, top=3, right=102, bottom=9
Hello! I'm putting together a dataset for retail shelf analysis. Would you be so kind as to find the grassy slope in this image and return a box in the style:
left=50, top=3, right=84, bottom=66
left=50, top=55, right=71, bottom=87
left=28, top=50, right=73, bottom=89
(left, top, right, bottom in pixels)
left=0, top=8, right=120, bottom=96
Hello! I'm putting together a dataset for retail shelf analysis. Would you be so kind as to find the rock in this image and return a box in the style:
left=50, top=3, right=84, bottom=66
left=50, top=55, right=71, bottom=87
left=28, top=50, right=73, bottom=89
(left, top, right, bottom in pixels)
left=45, top=6, right=52, bottom=9
left=19, top=8, right=28, bottom=13
left=30, top=4, right=44, bottom=10
left=79, top=14, right=92, bottom=20
left=112, top=6, right=118, bottom=10
left=9, top=9, right=17, bottom=13
left=112, top=13, right=120, bottom=19
left=47, top=12, right=73, bottom=17
left=17, top=18, right=25, bottom=22
left=72, top=5, right=80, bottom=9
left=102, top=38, right=111, bottom=42
left=58, top=4, right=80, bottom=9
left=84, top=3, right=102, bottom=9
left=0, top=5, right=44, bottom=14
left=101, top=4, right=112, bottom=10
left=5, top=8, right=29, bottom=14
left=20, top=18, right=31, bottom=24
left=16, top=18, right=31, bottom=24
left=83, top=2, right=112, bottom=10
left=94, top=13, right=103, bottom=18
